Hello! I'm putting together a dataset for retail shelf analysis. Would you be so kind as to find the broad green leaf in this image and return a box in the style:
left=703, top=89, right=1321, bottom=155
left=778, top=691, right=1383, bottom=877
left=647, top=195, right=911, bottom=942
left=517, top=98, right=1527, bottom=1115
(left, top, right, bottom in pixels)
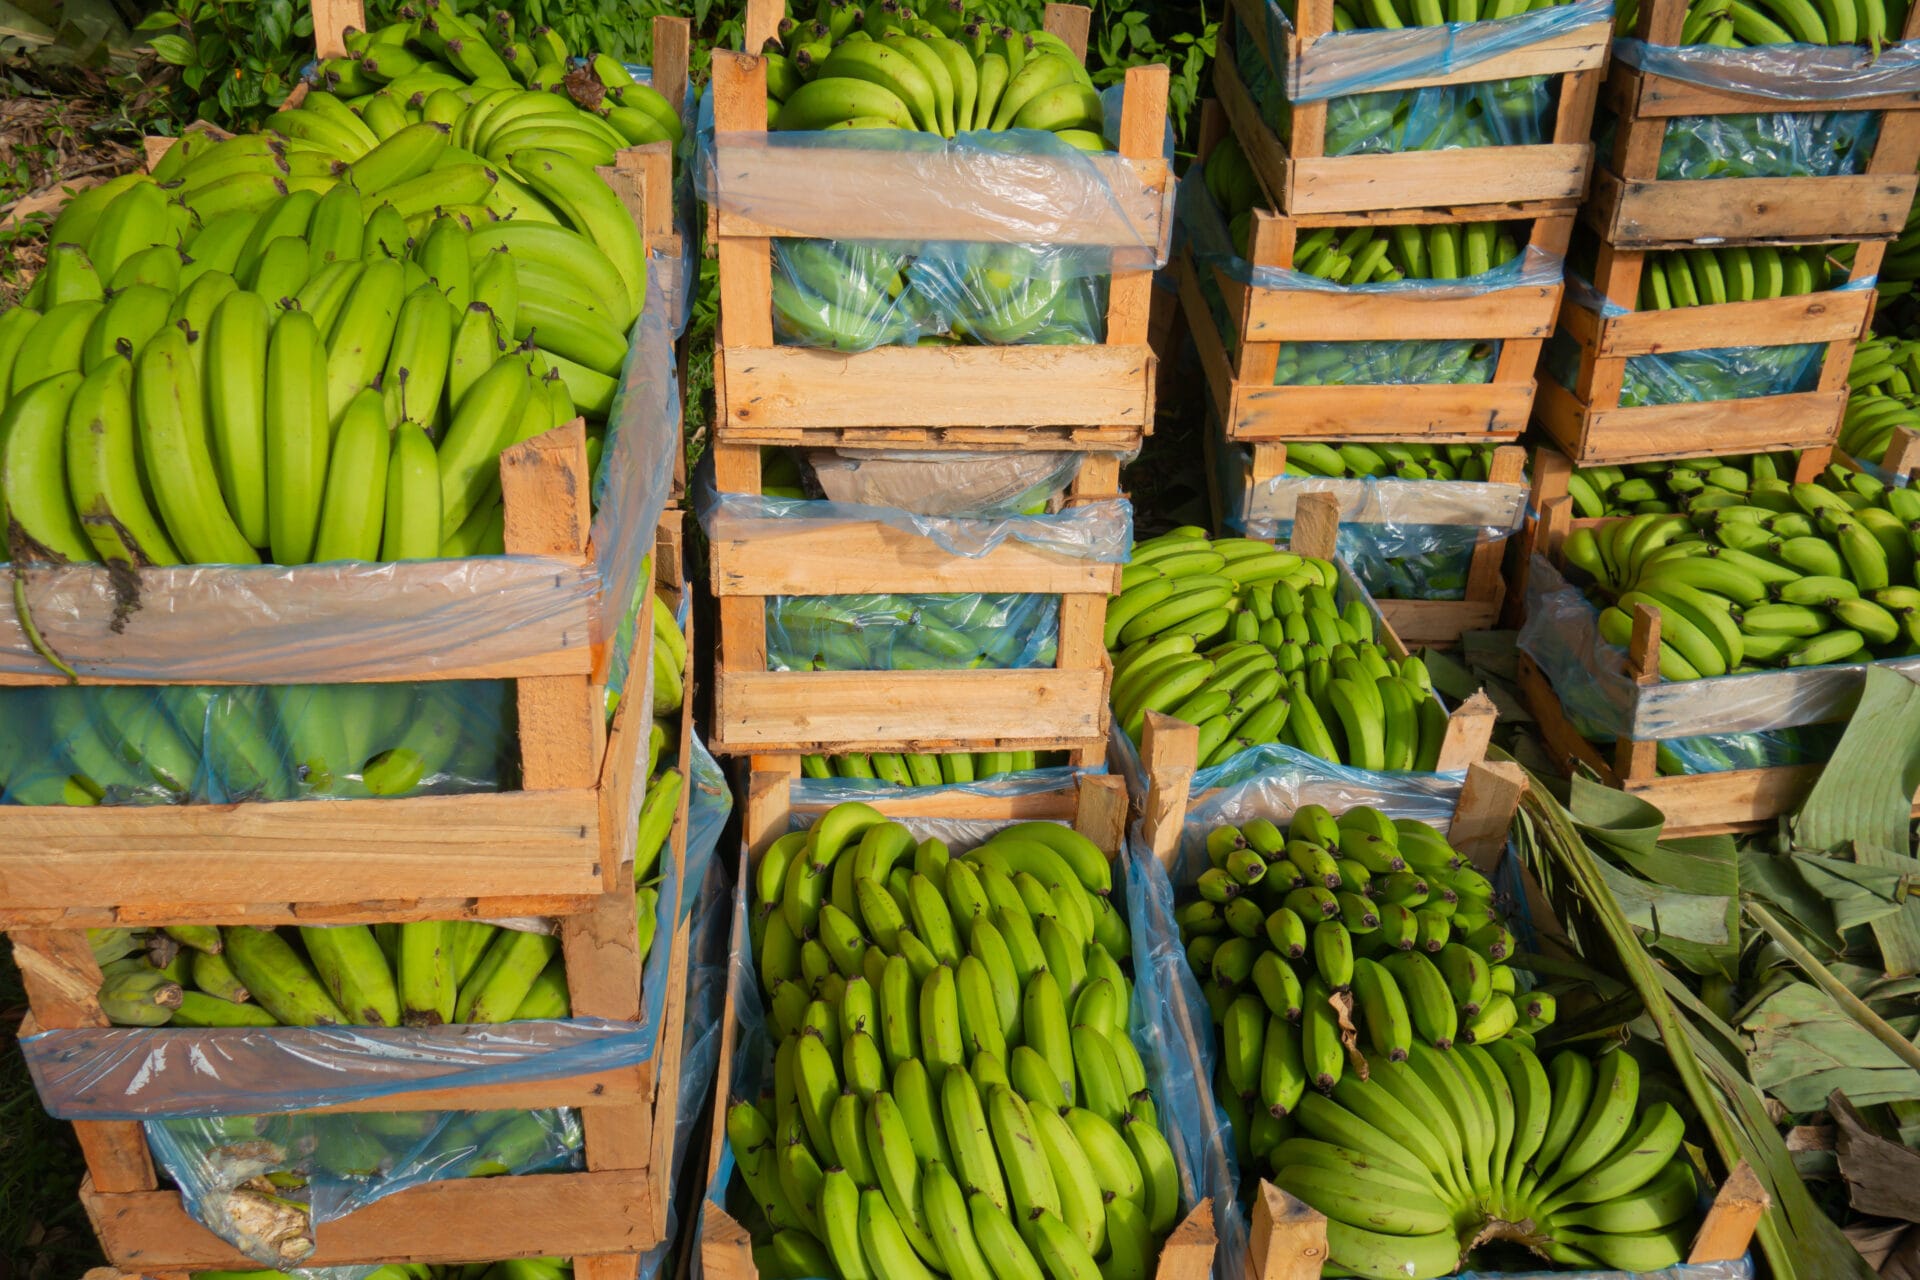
left=147, top=33, right=192, bottom=64
left=1743, top=982, right=1920, bottom=1110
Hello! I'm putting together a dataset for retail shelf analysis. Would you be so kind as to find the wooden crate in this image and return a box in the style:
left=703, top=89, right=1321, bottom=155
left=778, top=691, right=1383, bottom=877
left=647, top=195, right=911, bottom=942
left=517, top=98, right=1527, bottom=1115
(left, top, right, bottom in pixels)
left=300, top=0, right=689, bottom=263
left=706, top=0, right=1168, bottom=445
left=1533, top=246, right=1874, bottom=466
left=1591, top=0, right=1920, bottom=249
left=1214, top=0, right=1608, bottom=218
left=1218, top=445, right=1527, bottom=646
left=1517, top=495, right=1920, bottom=834
left=699, top=769, right=1221, bottom=1280
left=8, top=516, right=698, bottom=1279
left=1182, top=107, right=1570, bottom=445
left=705, top=445, right=1121, bottom=757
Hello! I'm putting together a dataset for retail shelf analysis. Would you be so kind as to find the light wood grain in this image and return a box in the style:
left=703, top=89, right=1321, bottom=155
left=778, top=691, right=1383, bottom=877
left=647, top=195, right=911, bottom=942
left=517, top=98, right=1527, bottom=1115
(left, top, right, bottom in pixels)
left=1690, top=1163, right=1770, bottom=1264
left=1448, top=760, right=1528, bottom=864
left=1592, top=169, right=1919, bottom=247
left=709, top=525, right=1121, bottom=597
left=1376, top=599, right=1501, bottom=647
left=1596, top=289, right=1873, bottom=357
left=1229, top=380, right=1535, bottom=442
left=716, top=344, right=1155, bottom=431
left=309, top=0, right=364, bottom=58
left=1289, top=144, right=1592, bottom=215
left=714, top=669, right=1110, bottom=753
left=1241, top=278, right=1560, bottom=345
left=1533, top=375, right=1846, bottom=466
left=1247, top=1180, right=1331, bottom=1280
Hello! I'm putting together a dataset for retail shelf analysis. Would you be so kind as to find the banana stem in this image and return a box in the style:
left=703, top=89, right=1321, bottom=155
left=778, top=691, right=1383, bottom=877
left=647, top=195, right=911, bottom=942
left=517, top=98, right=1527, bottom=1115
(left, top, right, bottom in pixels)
left=13, top=570, right=78, bottom=683
left=1744, top=900, right=1920, bottom=1076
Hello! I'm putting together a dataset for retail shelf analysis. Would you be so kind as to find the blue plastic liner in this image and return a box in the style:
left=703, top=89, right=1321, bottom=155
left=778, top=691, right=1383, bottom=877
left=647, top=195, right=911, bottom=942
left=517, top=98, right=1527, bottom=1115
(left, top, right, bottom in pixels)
left=1615, top=36, right=1920, bottom=102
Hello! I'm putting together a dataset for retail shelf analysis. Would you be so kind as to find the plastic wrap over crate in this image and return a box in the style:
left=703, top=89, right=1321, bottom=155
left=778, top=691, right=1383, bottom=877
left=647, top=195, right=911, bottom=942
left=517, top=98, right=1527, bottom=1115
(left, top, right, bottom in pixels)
left=695, top=776, right=1221, bottom=1278
left=696, top=466, right=1130, bottom=672
left=1217, top=444, right=1526, bottom=602
left=632, top=62, right=700, bottom=339
left=1601, top=105, right=1882, bottom=179
left=697, top=83, right=1174, bottom=351
left=0, top=269, right=677, bottom=686
left=1239, top=0, right=1610, bottom=154
left=806, top=449, right=1086, bottom=517
left=0, top=678, right=514, bottom=806
left=1517, top=554, right=1920, bottom=743
left=785, top=759, right=1105, bottom=807
left=1615, top=34, right=1920, bottom=101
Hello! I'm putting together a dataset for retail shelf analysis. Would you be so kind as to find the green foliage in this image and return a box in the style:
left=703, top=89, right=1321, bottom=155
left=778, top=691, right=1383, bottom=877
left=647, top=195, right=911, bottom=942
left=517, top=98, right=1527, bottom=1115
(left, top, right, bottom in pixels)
left=136, top=0, right=335, bottom=130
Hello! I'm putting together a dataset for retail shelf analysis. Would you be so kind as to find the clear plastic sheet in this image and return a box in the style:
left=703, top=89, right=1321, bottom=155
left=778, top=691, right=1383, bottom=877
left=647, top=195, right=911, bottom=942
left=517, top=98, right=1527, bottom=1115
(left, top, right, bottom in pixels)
left=1455, top=1262, right=1752, bottom=1280
left=1615, top=35, right=1920, bottom=102
left=0, top=270, right=676, bottom=686
left=1261, top=0, right=1613, bottom=104
left=765, top=591, right=1061, bottom=672
left=1651, top=109, right=1880, bottom=180
left=788, top=761, right=1102, bottom=809
left=1658, top=723, right=1844, bottom=774
left=1516, top=555, right=1920, bottom=739
left=631, top=64, right=699, bottom=340
left=1176, top=165, right=1566, bottom=297
left=0, top=679, right=514, bottom=806
left=696, top=468, right=1132, bottom=562
left=145, top=1107, right=582, bottom=1276
left=698, top=84, right=1171, bottom=268
left=1543, top=311, right=1827, bottom=406
left=805, top=449, right=1082, bottom=517
left=1276, top=336, right=1502, bottom=385
left=23, top=1017, right=653, bottom=1120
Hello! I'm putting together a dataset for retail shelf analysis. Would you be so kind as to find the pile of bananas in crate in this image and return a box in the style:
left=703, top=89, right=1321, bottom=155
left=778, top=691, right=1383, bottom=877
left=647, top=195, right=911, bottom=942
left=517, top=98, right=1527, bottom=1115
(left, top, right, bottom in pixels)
left=758, top=0, right=1122, bottom=351
left=1563, top=453, right=1801, bottom=517
left=730, top=802, right=1185, bottom=1280
left=1182, top=808, right=1703, bottom=1279
left=195, top=1263, right=574, bottom=1280
left=1616, top=0, right=1904, bottom=46
left=93, top=919, right=583, bottom=1028
left=1108, top=531, right=1451, bottom=770
left=1562, top=468, right=1920, bottom=676
left=1841, top=333, right=1920, bottom=467
left=1, top=121, right=645, bottom=573
left=802, top=751, right=1072, bottom=785
left=1635, top=244, right=1836, bottom=308
left=1278, top=442, right=1509, bottom=483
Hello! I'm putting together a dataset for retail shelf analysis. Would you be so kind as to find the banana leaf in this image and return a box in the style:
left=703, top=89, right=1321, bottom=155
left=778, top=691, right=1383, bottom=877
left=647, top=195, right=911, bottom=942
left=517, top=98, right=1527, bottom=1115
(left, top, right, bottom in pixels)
left=1792, top=665, right=1920, bottom=976
left=1743, top=982, right=1920, bottom=1111
left=1515, top=771, right=1879, bottom=1280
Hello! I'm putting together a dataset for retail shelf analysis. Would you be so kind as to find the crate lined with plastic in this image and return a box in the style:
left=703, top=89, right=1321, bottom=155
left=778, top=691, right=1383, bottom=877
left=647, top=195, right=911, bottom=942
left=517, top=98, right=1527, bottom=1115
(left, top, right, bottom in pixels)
left=1218, top=439, right=1529, bottom=646
left=1127, top=755, right=1772, bottom=1280
left=702, top=0, right=1169, bottom=445
left=695, top=767, right=1223, bottom=1280
left=0, top=262, right=679, bottom=926
left=1212, top=0, right=1611, bottom=218
left=1515, top=500, right=1920, bottom=833
left=1533, top=234, right=1874, bottom=465
left=1179, top=107, right=1572, bottom=446
left=6, top=532, right=725, bottom=1276
left=1591, top=0, right=1920, bottom=248
left=699, top=444, right=1125, bottom=758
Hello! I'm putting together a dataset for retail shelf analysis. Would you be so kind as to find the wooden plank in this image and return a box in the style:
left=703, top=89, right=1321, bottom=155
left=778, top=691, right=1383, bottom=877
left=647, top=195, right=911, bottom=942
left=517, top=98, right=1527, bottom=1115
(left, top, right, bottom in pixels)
left=651, top=15, right=691, bottom=114
left=1533, top=378, right=1846, bottom=465
left=0, top=792, right=603, bottom=913
left=1153, top=1202, right=1217, bottom=1280
left=1596, top=289, right=1875, bottom=357
left=1293, top=21, right=1610, bottom=98
left=701, top=1203, right=756, bottom=1280
left=1229, top=381, right=1535, bottom=441
left=1140, top=712, right=1201, bottom=865
left=82, top=1170, right=657, bottom=1269
left=708, top=525, right=1122, bottom=597
left=1376, top=599, right=1500, bottom=647
left=1595, top=170, right=1919, bottom=247
left=711, top=150, right=1167, bottom=248
left=1247, top=1181, right=1331, bottom=1280
left=1044, top=2, right=1093, bottom=61
left=717, top=344, right=1154, bottom=431
left=1448, top=760, right=1527, bottom=865
left=1288, top=492, right=1341, bottom=560
left=1242, top=281, right=1560, bottom=343
left=309, top=0, right=364, bottom=57
left=1288, top=144, right=1592, bottom=215
left=1435, top=691, right=1498, bottom=773
left=1690, top=1162, right=1769, bottom=1263
left=714, top=670, right=1109, bottom=753
left=1629, top=63, right=1920, bottom=117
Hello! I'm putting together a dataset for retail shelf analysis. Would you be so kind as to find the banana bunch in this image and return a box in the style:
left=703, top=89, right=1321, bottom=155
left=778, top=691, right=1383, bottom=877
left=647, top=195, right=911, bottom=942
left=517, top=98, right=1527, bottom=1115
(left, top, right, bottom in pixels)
left=1180, top=806, right=1535, bottom=1105
left=1284, top=222, right=1523, bottom=285
left=1636, top=244, right=1832, bottom=309
left=306, top=2, right=684, bottom=160
left=0, top=679, right=510, bottom=806
left=1617, top=0, right=1897, bottom=45
left=1564, top=452, right=1800, bottom=517
left=763, top=0, right=1108, bottom=145
left=732, top=801, right=1184, bottom=1280
left=1840, top=334, right=1920, bottom=466
left=195, top=1260, right=571, bottom=1280
left=1284, top=0, right=1581, bottom=30
left=1874, top=196, right=1920, bottom=302
left=803, top=750, right=1068, bottom=785
left=1109, top=530, right=1452, bottom=770
left=1562, top=470, right=1920, bottom=677
left=1274, top=337, right=1495, bottom=388
left=769, top=592, right=1057, bottom=671
left=91, top=918, right=568, bottom=1028
left=4, top=127, right=645, bottom=574
left=1279, top=442, right=1506, bottom=483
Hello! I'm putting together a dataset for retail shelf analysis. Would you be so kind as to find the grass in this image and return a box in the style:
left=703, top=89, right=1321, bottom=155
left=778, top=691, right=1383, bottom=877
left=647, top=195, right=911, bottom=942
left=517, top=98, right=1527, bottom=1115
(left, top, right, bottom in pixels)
left=0, top=949, right=104, bottom=1279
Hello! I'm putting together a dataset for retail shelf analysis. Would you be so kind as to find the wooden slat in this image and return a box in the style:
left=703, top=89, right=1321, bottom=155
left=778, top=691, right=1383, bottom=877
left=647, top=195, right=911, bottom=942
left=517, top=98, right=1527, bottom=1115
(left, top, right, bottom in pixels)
left=1592, top=169, right=1920, bottom=247
left=81, top=1171, right=657, bottom=1269
left=1241, top=278, right=1560, bottom=344
left=1376, top=599, right=1501, bottom=647
left=1287, top=144, right=1592, bottom=215
left=1690, top=1163, right=1770, bottom=1264
left=709, top=524, right=1122, bottom=597
left=1595, top=288, right=1875, bottom=357
left=1448, top=760, right=1528, bottom=864
left=716, top=344, right=1155, bottom=431
left=1153, top=1203, right=1217, bottom=1280
left=1532, top=380, right=1846, bottom=465
left=1228, top=381, right=1535, bottom=441
left=1626, top=61, right=1920, bottom=118
left=0, top=791, right=603, bottom=914
left=1285, top=14, right=1610, bottom=96
left=1247, top=1181, right=1331, bottom=1280
left=714, top=669, right=1109, bottom=753
left=309, top=0, right=364, bottom=57
left=1140, top=712, right=1201, bottom=865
